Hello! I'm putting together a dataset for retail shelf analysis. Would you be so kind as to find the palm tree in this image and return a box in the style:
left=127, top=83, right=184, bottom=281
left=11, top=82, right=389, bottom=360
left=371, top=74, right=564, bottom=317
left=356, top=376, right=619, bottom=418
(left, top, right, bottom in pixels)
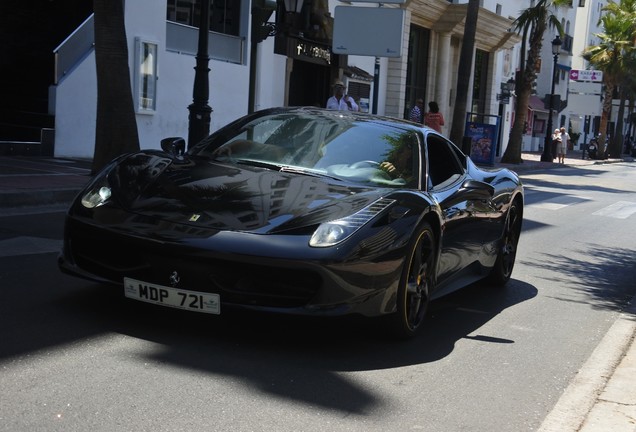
left=583, top=5, right=634, bottom=158
left=501, top=0, right=568, bottom=164
left=592, top=0, right=636, bottom=157
left=449, top=0, right=479, bottom=148
left=92, top=0, right=140, bottom=174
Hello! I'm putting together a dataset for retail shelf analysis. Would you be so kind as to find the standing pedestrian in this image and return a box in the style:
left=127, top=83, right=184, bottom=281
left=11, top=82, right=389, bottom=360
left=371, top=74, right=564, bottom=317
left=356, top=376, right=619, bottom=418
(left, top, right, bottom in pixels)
left=551, top=128, right=561, bottom=161
left=424, top=101, right=445, bottom=133
left=326, top=79, right=358, bottom=111
left=558, top=127, right=570, bottom=163
left=409, top=98, right=424, bottom=123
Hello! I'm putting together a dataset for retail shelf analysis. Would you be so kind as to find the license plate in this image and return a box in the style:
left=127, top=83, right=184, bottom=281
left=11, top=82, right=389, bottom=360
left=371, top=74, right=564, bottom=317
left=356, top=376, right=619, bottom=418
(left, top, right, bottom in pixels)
left=124, top=277, right=220, bottom=314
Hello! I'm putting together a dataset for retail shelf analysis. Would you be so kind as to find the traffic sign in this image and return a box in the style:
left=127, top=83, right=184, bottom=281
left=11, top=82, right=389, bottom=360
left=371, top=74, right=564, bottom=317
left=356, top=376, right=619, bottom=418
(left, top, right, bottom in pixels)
left=569, top=69, right=603, bottom=82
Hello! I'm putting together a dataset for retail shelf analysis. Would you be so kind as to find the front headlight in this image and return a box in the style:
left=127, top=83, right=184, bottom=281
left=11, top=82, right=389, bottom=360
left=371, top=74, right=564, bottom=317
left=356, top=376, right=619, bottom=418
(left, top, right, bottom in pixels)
left=79, top=161, right=118, bottom=209
left=309, top=198, right=395, bottom=247
left=81, top=184, right=112, bottom=208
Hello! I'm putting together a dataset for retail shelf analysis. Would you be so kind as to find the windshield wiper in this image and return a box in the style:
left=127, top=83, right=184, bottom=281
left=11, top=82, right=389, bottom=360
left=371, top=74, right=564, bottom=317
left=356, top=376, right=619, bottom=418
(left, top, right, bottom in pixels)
left=279, top=166, right=342, bottom=181
left=233, top=159, right=342, bottom=181
left=235, top=159, right=284, bottom=170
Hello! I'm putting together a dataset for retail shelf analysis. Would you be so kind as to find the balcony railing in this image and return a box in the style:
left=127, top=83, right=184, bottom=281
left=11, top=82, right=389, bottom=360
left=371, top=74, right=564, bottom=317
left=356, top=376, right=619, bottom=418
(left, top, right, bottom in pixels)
left=53, top=16, right=246, bottom=86
left=165, top=21, right=245, bottom=65
left=53, top=14, right=95, bottom=85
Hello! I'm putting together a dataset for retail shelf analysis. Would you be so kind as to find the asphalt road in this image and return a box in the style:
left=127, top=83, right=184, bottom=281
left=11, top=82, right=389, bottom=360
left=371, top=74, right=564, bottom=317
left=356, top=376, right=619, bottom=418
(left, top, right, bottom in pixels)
left=0, top=162, right=635, bottom=432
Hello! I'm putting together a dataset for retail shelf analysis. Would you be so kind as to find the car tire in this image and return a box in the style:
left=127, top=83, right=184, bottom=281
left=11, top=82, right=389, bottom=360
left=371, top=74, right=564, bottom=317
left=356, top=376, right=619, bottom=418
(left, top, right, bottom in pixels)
left=487, top=199, right=522, bottom=286
left=387, top=222, right=436, bottom=339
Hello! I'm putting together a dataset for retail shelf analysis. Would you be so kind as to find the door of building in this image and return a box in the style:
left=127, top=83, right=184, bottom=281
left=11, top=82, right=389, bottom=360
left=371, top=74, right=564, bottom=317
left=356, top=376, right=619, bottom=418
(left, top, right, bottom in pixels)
left=288, top=60, right=330, bottom=108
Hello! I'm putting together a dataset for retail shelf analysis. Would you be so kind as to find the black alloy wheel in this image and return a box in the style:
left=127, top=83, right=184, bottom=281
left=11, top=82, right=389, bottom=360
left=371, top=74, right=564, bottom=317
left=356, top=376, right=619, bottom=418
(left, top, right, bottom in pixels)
left=487, top=200, right=522, bottom=286
left=388, top=222, right=436, bottom=339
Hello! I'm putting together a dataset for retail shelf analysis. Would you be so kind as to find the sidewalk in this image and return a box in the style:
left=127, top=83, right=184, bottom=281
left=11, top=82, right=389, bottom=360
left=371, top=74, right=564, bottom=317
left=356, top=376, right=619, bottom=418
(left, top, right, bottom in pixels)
left=0, top=155, right=92, bottom=208
left=0, top=151, right=635, bottom=432
left=538, top=301, right=636, bottom=432
left=495, top=148, right=628, bottom=172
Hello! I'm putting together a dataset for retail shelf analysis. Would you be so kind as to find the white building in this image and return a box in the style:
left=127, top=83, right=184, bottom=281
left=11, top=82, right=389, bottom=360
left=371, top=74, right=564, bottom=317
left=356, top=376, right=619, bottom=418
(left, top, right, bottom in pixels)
left=570, top=0, right=609, bottom=145
left=572, top=0, right=605, bottom=71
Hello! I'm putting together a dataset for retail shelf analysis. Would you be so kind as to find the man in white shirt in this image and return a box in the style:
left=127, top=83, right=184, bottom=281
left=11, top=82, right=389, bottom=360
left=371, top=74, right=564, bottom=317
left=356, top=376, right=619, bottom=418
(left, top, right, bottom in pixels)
left=326, top=79, right=358, bottom=111
left=558, top=126, right=570, bottom=163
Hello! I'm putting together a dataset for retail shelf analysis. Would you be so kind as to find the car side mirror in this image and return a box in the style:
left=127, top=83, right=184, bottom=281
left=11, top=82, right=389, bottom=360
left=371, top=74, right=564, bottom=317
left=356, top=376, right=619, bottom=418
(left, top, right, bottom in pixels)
left=459, top=179, right=495, bottom=199
left=161, top=137, right=186, bottom=157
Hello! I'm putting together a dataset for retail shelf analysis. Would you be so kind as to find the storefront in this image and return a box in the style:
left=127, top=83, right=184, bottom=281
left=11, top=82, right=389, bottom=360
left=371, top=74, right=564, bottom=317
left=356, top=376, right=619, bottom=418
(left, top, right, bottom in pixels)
left=276, top=35, right=338, bottom=107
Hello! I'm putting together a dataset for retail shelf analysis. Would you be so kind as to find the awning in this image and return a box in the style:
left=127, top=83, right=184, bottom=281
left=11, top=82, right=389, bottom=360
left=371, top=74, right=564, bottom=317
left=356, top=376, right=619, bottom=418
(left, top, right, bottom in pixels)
left=528, top=95, right=548, bottom=114
left=557, top=63, right=571, bottom=71
left=343, top=65, right=374, bottom=82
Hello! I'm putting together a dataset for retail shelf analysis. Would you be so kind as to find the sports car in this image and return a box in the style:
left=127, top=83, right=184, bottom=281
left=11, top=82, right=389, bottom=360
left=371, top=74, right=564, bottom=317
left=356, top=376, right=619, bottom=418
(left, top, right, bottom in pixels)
left=59, top=107, right=523, bottom=338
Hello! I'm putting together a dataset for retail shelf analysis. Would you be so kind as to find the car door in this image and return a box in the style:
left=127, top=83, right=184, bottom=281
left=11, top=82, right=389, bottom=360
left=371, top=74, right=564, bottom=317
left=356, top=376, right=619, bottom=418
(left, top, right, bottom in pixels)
left=425, top=134, right=494, bottom=291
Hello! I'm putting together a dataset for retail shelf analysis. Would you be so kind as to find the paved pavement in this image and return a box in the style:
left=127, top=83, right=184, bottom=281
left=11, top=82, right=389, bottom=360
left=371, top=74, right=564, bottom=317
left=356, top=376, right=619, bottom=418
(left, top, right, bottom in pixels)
left=0, top=155, right=92, bottom=209
left=1, top=151, right=635, bottom=431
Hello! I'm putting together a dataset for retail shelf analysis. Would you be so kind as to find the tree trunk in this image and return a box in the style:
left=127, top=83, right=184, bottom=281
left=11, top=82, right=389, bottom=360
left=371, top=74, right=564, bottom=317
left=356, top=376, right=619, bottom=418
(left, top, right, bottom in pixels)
left=628, top=98, right=635, bottom=139
left=597, top=81, right=614, bottom=158
left=612, top=85, right=627, bottom=157
left=502, top=21, right=546, bottom=164
left=92, top=0, right=139, bottom=174
left=449, top=0, right=479, bottom=149
left=505, top=88, right=530, bottom=164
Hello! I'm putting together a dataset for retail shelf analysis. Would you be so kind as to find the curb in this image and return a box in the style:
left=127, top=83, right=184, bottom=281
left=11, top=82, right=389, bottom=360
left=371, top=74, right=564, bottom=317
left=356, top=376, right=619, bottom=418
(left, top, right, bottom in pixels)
left=537, top=298, right=636, bottom=432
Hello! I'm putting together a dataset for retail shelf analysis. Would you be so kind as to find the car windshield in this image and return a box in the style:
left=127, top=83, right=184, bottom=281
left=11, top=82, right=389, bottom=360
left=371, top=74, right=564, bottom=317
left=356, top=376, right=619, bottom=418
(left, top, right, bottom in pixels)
left=191, top=110, right=421, bottom=188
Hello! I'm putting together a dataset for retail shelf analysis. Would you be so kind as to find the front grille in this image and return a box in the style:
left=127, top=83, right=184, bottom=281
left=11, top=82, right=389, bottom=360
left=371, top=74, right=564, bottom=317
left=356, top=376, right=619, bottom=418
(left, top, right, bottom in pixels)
left=66, top=218, right=322, bottom=308
left=207, top=263, right=320, bottom=307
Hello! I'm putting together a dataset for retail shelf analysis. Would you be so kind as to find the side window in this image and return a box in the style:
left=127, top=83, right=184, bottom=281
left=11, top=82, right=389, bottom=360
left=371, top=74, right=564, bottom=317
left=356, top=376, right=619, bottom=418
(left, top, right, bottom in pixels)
left=426, top=134, right=465, bottom=189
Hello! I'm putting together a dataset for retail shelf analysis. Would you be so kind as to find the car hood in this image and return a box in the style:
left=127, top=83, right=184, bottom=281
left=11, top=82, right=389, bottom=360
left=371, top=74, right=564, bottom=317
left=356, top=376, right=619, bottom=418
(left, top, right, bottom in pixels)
left=105, top=152, right=387, bottom=234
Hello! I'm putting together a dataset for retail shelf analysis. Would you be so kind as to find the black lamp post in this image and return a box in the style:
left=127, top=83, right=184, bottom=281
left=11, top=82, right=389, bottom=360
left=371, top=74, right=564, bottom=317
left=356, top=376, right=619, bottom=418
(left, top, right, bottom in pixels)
left=188, top=0, right=212, bottom=150
left=541, top=35, right=562, bottom=162
left=497, top=77, right=516, bottom=102
left=505, top=77, right=516, bottom=94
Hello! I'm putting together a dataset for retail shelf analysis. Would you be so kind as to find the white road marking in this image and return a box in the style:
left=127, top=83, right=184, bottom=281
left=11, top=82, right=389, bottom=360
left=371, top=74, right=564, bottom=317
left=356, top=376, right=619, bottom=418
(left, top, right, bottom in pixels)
left=592, top=201, right=636, bottom=219
left=529, top=195, right=591, bottom=210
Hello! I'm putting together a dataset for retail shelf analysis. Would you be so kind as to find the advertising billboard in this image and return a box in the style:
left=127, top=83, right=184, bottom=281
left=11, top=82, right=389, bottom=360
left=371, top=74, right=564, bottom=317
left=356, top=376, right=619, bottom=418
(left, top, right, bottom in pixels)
left=333, top=7, right=405, bottom=58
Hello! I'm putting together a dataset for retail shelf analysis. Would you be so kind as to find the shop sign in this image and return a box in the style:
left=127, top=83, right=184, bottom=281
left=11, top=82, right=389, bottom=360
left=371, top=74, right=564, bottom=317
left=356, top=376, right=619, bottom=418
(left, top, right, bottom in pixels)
left=294, top=41, right=331, bottom=65
left=569, top=69, right=603, bottom=82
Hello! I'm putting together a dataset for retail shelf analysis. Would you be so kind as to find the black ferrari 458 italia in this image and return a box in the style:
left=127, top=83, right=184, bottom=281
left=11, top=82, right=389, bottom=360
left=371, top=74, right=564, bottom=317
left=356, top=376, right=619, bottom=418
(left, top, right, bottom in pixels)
left=59, top=107, right=523, bottom=338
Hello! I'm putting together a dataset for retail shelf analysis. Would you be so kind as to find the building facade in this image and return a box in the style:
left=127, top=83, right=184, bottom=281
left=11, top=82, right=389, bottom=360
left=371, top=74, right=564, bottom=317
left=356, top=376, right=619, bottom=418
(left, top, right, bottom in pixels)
left=47, top=0, right=588, bottom=161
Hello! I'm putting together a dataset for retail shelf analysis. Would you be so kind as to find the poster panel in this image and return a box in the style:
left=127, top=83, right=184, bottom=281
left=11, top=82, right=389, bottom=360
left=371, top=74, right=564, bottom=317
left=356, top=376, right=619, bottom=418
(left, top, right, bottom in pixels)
left=466, top=122, right=498, bottom=165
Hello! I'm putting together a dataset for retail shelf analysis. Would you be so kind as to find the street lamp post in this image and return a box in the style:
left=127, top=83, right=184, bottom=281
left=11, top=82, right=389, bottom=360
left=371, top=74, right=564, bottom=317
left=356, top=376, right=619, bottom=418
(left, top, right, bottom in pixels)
left=541, top=35, right=562, bottom=162
left=187, top=0, right=212, bottom=150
